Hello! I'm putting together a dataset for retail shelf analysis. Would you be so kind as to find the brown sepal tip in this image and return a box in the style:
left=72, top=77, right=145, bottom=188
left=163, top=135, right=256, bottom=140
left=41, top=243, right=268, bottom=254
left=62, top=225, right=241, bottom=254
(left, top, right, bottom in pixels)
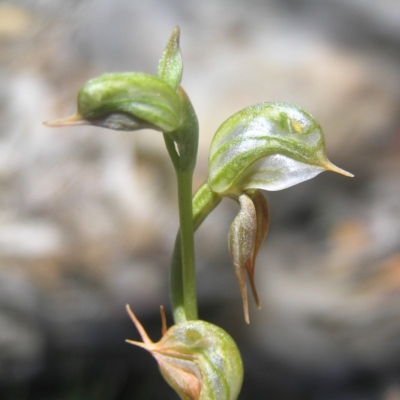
left=43, top=113, right=88, bottom=127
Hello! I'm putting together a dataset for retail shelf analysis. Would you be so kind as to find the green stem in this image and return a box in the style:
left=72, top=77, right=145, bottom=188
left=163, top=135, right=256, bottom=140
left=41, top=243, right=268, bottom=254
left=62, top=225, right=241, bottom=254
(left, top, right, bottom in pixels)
left=175, top=170, right=198, bottom=322
left=166, top=87, right=199, bottom=323
left=165, top=88, right=222, bottom=324
left=170, top=233, right=185, bottom=323
left=171, top=182, right=222, bottom=323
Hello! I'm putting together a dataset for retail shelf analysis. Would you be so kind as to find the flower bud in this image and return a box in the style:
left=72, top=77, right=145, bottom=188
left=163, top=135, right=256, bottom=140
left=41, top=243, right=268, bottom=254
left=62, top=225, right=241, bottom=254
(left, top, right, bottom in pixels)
left=208, top=102, right=353, bottom=195
left=126, top=305, right=243, bottom=400
left=44, top=73, right=181, bottom=134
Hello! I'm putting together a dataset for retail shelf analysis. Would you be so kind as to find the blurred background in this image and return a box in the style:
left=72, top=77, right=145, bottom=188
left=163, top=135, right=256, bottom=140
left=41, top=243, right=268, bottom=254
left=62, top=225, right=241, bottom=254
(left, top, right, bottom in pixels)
left=0, top=0, right=400, bottom=399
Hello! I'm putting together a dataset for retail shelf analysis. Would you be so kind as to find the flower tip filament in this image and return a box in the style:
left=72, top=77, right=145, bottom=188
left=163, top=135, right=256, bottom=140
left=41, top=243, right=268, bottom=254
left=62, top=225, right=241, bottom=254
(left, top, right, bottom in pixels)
left=125, top=339, right=148, bottom=349
left=160, top=305, right=167, bottom=336
left=43, top=113, right=87, bottom=127
left=324, top=160, right=354, bottom=177
left=126, top=304, right=154, bottom=345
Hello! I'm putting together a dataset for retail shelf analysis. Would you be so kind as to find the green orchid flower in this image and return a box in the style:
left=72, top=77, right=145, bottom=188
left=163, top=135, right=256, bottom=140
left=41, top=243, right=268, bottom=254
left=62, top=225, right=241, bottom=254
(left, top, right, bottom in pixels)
left=194, top=102, right=353, bottom=323
left=44, top=72, right=182, bottom=134
left=126, top=305, right=243, bottom=400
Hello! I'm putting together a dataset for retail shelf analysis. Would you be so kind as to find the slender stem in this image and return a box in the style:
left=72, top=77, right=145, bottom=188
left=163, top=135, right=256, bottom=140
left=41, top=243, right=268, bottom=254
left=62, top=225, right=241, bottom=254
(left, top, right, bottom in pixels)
left=175, top=169, right=198, bottom=321
left=170, top=182, right=222, bottom=323
left=164, top=87, right=199, bottom=324
left=170, top=233, right=185, bottom=323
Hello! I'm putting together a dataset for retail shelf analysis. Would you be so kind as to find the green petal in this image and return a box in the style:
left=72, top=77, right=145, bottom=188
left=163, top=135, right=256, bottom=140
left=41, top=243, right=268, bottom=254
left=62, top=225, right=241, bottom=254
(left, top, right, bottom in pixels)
left=208, top=102, right=352, bottom=194
left=76, top=72, right=181, bottom=132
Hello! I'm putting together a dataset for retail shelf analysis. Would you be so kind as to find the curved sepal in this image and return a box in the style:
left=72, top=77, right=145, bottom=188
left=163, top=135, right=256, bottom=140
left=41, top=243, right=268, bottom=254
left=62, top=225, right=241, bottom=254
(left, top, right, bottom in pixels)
left=158, top=26, right=183, bottom=91
left=228, top=194, right=256, bottom=324
left=44, top=73, right=181, bottom=134
left=126, top=305, right=243, bottom=400
left=208, top=102, right=353, bottom=195
left=248, top=190, right=269, bottom=308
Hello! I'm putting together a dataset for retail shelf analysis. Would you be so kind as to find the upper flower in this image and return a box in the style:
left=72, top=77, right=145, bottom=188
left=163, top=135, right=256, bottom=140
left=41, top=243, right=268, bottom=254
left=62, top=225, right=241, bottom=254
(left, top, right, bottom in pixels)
left=205, top=102, right=353, bottom=323
left=44, top=73, right=182, bottom=134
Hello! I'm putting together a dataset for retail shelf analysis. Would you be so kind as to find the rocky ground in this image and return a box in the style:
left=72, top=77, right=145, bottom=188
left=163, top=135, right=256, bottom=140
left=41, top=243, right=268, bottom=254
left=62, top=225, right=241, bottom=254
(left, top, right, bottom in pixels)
left=0, top=0, right=400, bottom=399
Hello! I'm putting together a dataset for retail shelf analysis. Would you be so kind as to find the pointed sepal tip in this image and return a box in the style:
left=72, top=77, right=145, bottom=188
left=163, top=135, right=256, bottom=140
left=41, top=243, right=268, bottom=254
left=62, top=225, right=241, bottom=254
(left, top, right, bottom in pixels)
left=324, top=160, right=354, bottom=178
left=43, top=113, right=87, bottom=128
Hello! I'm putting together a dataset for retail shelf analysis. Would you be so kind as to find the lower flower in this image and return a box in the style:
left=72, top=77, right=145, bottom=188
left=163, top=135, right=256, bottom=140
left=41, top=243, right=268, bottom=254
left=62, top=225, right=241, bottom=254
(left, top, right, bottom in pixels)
left=126, top=305, right=243, bottom=400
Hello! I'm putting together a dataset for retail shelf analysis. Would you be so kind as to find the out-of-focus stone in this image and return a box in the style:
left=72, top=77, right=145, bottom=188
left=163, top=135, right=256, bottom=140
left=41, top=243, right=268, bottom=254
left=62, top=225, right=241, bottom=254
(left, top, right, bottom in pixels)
left=0, top=219, right=63, bottom=259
